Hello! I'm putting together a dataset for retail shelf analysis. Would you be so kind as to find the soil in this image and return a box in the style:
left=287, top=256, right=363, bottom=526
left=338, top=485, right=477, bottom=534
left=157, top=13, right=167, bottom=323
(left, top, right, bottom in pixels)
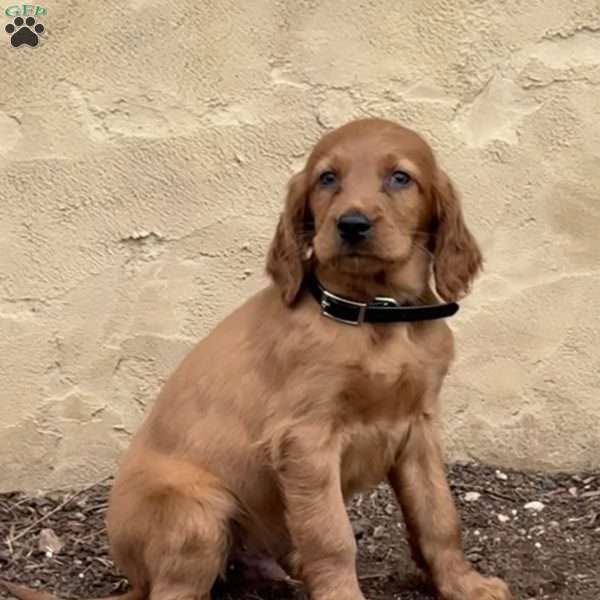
left=1, top=463, right=598, bottom=600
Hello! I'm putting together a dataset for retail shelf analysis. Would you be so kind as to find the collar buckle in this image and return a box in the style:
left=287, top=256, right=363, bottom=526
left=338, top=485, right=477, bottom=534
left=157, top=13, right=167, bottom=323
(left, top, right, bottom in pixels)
left=372, top=296, right=400, bottom=308
left=320, top=289, right=367, bottom=326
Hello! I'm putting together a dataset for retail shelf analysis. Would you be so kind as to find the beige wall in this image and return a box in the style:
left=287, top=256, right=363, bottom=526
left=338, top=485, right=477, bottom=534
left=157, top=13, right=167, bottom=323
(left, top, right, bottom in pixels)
left=1, top=0, right=599, bottom=492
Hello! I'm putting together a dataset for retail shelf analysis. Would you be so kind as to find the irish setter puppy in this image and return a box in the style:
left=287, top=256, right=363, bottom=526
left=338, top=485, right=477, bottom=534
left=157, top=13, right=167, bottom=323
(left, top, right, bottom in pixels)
left=1, top=118, right=511, bottom=600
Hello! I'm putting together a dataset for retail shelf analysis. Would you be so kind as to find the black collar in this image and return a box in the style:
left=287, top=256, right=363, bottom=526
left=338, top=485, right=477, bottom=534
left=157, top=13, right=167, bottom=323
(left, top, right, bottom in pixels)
left=306, top=276, right=459, bottom=326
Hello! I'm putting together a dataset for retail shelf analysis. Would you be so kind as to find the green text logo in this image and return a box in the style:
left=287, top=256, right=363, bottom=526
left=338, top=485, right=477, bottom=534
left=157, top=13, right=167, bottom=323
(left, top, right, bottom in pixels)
left=5, top=4, right=46, bottom=17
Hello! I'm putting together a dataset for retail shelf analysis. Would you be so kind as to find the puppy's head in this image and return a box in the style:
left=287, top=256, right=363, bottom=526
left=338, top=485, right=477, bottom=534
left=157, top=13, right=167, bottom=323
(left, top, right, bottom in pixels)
left=267, top=118, right=482, bottom=304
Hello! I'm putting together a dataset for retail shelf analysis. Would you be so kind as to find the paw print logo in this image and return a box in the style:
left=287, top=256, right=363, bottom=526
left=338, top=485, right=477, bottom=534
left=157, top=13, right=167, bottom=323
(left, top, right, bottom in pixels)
left=5, top=16, right=45, bottom=47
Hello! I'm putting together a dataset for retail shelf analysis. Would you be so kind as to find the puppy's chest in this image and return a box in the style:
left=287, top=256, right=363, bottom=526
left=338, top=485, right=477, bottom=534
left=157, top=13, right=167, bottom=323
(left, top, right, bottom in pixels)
left=335, top=343, right=428, bottom=496
left=338, top=347, right=427, bottom=419
left=340, top=419, right=409, bottom=498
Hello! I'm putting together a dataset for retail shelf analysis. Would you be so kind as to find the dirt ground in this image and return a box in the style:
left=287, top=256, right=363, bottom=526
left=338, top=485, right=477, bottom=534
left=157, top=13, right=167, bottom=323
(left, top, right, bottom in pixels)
left=1, top=463, right=598, bottom=600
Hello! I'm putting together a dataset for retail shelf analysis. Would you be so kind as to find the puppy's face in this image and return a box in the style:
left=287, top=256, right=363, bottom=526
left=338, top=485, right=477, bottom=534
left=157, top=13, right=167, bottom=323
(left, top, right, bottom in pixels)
left=267, top=118, right=482, bottom=304
left=306, top=120, right=437, bottom=276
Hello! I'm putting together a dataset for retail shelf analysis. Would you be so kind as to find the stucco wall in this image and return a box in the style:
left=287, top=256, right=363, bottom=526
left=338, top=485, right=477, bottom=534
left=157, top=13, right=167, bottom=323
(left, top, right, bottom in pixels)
left=1, top=0, right=599, bottom=492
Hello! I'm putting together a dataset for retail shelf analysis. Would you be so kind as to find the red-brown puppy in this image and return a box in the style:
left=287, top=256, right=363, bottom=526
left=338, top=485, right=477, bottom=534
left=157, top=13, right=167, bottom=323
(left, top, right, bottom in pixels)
left=1, top=119, right=511, bottom=600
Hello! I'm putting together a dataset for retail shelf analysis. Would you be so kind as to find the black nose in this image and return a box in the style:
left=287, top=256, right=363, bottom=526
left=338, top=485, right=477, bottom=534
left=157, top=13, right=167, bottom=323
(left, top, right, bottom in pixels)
left=336, top=212, right=372, bottom=242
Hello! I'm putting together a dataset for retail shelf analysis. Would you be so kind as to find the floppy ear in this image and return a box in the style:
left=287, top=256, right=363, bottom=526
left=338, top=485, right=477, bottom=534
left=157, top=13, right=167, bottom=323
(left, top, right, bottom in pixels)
left=432, top=170, right=483, bottom=302
left=266, top=171, right=312, bottom=305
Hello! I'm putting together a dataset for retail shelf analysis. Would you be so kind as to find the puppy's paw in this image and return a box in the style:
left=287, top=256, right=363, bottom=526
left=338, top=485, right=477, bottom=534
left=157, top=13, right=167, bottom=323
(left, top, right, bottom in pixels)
left=312, top=579, right=366, bottom=600
left=318, top=593, right=366, bottom=600
left=466, top=575, right=512, bottom=600
left=439, top=571, right=512, bottom=600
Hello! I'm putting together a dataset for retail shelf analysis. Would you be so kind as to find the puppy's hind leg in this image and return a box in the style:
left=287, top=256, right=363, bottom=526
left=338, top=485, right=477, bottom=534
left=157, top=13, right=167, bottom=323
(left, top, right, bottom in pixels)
left=145, top=491, right=234, bottom=600
left=110, top=468, right=237, bottom=600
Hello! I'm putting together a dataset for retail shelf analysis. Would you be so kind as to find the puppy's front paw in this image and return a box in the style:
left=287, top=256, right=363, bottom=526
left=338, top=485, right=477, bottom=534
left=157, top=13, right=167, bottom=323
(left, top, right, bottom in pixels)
left=467, top=575, right=512, bottom=600
left=313, top=580, right=366, bottom=600
left=439, top=571, right=512, bottom=600
left=318, top=593, right=366, bottom=600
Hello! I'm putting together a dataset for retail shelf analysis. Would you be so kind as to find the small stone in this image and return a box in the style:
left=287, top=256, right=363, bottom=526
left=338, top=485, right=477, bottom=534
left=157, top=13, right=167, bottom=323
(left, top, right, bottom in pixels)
left=535, top=542, right=542, bottom=549
left=372, top=525, right=385, bottom=539
left=38, top=528, right=64, bottom=556
left=524, top=501, right=545, bottom=513
left=464, top=492, right=481, bottom=502
left=497, top=514, right=510, bottom=523
left=384, top=503, right=395, bottom=515
left=495, top=470, right=508, bottom=481
left=569, top=487, right=578, bottom=497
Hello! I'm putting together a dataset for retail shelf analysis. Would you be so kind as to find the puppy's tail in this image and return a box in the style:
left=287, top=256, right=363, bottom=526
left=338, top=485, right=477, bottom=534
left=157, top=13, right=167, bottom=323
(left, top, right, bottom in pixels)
left=0, top=580, right=143, bottom=600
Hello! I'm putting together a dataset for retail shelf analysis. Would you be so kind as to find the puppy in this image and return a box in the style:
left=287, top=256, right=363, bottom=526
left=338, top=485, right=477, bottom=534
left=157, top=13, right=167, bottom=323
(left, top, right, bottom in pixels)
left=1, top=118, right=512, bottom=600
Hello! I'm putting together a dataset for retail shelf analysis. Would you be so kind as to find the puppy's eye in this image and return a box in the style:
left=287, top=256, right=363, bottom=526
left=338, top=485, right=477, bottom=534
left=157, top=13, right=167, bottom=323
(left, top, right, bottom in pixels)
left=318, top=171, right=338, bottom=188
left=388, top=170, right=412, bottom=188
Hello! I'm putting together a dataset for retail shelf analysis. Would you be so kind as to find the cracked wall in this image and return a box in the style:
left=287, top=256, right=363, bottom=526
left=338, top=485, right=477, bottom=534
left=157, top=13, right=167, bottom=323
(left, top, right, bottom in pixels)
left=1, top=0, right=599, bottom=492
